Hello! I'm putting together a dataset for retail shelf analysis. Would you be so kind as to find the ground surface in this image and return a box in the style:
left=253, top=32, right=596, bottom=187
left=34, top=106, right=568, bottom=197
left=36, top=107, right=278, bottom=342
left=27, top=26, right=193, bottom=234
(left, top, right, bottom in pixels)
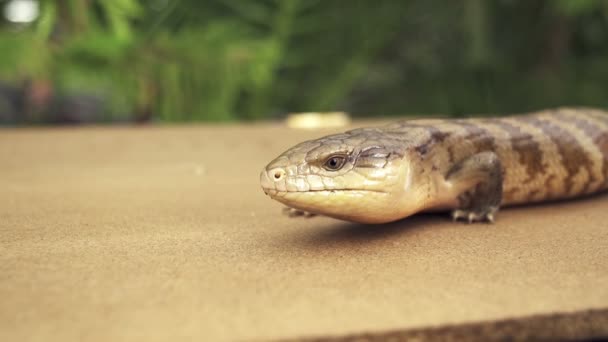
left=1, top=123, right=608, bottom=341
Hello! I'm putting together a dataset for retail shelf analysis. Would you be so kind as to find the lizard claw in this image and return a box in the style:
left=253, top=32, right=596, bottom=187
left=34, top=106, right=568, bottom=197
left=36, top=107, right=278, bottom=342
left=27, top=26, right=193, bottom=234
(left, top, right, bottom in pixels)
left=451, top=209, right=466, bottom=221
left=450, top=206, right=498, bottom=224
left=282, top=207, right=316, bottom=218
left=468, top=212, right=475, bottom=224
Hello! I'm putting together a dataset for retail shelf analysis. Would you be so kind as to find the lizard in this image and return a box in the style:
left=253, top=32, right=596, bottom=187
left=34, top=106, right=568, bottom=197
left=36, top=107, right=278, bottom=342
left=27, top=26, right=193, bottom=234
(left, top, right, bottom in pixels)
left=260, top=107, right=608, bottom=224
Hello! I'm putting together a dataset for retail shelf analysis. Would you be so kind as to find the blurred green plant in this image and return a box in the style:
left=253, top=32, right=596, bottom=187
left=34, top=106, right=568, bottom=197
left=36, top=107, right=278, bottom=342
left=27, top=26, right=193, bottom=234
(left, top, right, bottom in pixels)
left=0, top=0, right=608, bottom=123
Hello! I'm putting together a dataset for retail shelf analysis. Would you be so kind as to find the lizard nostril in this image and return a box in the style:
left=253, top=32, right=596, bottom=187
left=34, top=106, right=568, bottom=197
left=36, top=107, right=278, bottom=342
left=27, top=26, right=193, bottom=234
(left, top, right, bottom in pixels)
left=272, top=169, right=285, bottom=181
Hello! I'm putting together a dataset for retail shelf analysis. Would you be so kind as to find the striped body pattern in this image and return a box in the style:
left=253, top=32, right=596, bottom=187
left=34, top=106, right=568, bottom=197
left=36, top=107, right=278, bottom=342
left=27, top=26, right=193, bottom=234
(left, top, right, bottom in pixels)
left=388, top=107, right=608, bottom=206
left=261, top=107, right=608, bottom=223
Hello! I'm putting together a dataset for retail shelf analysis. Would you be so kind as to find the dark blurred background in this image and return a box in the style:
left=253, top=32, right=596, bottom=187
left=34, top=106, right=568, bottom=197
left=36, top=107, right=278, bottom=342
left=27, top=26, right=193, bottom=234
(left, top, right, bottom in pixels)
left=1, top=0, right=608, bottom=124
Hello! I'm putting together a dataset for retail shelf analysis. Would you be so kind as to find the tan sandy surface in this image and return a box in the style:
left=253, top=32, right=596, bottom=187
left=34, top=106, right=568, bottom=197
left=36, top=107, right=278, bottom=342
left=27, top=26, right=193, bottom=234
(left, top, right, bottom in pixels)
left=1, top=123, right=607, bottom=341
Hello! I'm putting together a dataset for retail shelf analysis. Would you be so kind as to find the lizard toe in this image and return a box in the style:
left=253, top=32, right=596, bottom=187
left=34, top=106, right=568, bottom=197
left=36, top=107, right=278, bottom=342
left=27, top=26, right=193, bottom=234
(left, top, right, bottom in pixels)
left=451, top=206, right=498, bottom=224
left=282, top=207, right=317, bottom=218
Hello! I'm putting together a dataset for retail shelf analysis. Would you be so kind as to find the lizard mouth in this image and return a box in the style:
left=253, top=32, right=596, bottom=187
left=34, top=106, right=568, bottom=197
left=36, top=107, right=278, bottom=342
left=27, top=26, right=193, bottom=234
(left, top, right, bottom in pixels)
left=261, top=187, right=396, bottom=224
left=263, top=188, right=388, bottom=196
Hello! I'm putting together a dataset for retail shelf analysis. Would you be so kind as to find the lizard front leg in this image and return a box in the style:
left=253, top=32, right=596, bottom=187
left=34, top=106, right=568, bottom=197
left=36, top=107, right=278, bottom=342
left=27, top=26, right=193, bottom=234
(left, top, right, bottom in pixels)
left=446, top=151, right=503, bottom=223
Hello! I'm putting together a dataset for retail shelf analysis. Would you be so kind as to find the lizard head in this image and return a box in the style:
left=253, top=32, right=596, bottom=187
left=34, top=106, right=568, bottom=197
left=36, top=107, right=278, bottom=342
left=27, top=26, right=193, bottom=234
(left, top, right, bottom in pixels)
left=260, top=129, right=423, bottom=223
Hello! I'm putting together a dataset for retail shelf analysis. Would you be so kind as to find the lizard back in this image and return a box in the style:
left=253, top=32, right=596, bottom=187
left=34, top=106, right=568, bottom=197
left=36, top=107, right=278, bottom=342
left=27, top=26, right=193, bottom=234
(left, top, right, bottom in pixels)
left=382, top=107, right=608, bottom=205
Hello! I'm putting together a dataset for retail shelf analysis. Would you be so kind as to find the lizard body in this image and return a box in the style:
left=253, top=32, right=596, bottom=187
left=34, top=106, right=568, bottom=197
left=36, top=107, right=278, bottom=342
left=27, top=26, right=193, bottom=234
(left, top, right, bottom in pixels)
left=260, top=108, right=608, bottom=223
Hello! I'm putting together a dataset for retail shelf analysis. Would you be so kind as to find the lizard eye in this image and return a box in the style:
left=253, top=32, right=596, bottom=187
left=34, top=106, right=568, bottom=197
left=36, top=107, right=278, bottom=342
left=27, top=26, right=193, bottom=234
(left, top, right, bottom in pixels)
left=323, top=155, right=346, bottom=171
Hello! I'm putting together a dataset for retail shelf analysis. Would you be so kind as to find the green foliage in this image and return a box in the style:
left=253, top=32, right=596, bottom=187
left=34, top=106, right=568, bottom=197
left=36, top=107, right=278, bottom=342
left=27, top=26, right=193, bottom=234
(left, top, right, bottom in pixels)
left=551, top=0, right=606, bottom=16
left=1, top=0, right=608, bottom=123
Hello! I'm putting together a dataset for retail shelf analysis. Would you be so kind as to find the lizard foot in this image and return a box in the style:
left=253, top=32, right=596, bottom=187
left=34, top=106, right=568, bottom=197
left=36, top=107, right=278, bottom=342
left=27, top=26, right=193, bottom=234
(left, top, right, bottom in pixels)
left=282, top=207, right=317, bottom=218
left=446, top=151, right=502, bottom=224
left=451, top=206, right=498, bottom=224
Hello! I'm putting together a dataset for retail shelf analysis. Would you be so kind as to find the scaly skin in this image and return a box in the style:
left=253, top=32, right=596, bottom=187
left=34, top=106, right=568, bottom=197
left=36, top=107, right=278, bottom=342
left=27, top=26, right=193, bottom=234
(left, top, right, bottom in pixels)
left=260, top=107, right=608, bottom=224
